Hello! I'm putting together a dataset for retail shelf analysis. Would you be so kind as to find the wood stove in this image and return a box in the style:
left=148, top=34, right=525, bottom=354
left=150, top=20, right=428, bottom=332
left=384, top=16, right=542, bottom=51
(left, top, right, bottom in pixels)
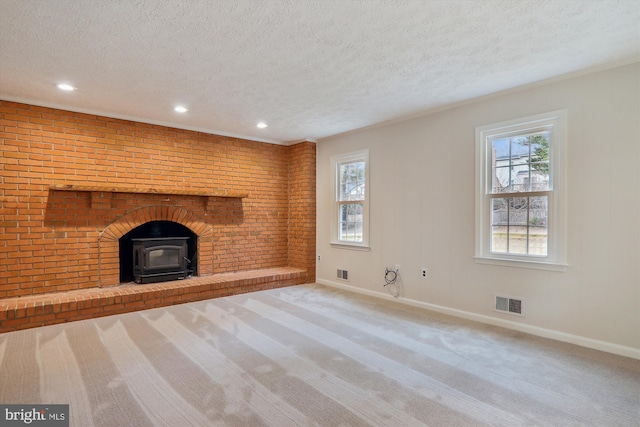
left=132, top=237, right=191, bottom=284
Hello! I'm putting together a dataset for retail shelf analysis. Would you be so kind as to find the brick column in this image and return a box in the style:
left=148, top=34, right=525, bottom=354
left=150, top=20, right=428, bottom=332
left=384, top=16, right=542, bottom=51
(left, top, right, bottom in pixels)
left=287, top=141, right=316, bottom=282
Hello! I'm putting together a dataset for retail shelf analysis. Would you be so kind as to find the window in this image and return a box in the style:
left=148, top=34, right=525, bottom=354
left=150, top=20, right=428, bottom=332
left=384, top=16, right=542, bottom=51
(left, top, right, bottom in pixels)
left=331, top=150, right=369, bottom=248
left=475, top=111, right=567, bottom=271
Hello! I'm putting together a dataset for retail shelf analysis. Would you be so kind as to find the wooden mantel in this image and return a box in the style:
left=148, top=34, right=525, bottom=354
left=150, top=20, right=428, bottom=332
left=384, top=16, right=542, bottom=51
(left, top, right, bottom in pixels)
left=50, top=184, right=248, bottom=198
left=49, top=184, right=248, bottom=210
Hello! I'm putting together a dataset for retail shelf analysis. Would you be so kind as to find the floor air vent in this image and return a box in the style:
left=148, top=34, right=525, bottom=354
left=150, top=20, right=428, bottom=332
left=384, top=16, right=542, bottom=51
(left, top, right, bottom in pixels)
left=337, top=269, right=349, bottom=281
left=495, top=295, right=524, bottom=316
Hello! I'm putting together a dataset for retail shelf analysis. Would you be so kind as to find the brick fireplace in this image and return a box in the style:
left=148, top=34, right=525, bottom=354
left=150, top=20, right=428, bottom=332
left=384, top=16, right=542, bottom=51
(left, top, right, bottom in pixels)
left=0, top=100, right=316, bottom=331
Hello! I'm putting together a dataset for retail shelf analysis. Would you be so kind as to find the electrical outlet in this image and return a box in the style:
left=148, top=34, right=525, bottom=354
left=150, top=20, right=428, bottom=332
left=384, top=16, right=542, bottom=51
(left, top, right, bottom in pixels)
left=421, top=268, right=428, bottom=279
left=317, top=255, right=321, bottom=262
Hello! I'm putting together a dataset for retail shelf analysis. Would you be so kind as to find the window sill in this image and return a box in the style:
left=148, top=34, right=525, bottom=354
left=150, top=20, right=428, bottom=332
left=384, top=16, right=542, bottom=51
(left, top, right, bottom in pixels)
left=474, top=256, right=567, bottom=272
left=330, top=242, right=371, bottom=251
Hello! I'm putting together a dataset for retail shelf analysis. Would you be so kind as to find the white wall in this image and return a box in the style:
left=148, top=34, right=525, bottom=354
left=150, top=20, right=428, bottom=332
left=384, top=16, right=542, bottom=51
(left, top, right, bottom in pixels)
left=316, top=63, right=640, bottom=358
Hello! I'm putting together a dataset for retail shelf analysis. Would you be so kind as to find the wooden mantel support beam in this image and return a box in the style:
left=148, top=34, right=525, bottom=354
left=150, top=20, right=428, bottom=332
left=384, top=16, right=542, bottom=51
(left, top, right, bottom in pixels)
left=50, top=184, right=248, bottom=211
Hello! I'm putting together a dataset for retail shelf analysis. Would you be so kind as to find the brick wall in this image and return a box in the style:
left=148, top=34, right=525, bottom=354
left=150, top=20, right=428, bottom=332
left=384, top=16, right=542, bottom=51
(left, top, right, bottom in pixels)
left=288, top=141, right=316, bottom=280
left=0, top=100, right=316, bottom=298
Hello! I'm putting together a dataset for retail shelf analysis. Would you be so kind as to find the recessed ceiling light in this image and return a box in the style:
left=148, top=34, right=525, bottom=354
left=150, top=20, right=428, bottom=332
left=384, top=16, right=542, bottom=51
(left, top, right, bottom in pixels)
left=174, top=106, right=188, bottom=113
left=57, top=83, right=76, bottom=91
left=257, top=122, right=268, bottom=129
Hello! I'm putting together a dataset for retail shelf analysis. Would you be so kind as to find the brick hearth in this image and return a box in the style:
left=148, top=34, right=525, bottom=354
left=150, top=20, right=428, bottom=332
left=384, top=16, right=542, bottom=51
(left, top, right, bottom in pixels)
left=0, top=267, right=307, bottom=333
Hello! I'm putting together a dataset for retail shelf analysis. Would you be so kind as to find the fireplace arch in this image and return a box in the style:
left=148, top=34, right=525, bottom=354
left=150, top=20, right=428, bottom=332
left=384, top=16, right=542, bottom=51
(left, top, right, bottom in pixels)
left=99, top=206, right=213, bottom=287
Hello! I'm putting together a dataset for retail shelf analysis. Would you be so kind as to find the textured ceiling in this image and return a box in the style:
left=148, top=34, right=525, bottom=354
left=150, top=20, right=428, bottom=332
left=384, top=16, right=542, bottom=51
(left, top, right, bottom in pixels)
left=0, top=0, right=638, bottom=144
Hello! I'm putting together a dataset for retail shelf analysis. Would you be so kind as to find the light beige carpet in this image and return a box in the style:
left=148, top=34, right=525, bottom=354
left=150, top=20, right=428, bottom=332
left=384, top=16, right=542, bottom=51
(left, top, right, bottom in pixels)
left=1, top=284, right=638, bottom=426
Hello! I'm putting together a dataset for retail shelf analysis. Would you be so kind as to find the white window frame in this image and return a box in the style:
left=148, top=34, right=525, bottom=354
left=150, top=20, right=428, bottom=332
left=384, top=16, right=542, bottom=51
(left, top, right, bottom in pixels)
left=475, top=110, right=567, bottom=271
left=330, top=149, right=370, bottom=250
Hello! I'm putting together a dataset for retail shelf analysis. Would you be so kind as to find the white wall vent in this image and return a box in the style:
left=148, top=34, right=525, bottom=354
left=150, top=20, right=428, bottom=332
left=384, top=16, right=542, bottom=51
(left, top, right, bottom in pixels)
left=495, top=295, right=524, bottom=316
left=337, top=269, right=349, bottom=281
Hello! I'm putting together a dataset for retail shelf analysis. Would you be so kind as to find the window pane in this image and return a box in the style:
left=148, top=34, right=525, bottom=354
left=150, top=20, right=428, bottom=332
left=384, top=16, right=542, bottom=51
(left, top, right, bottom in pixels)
left=528, top=196, right=548, bottom=256
left=491, top=132, right=550, bottom=194
left=339, top=161, right=365, bottom=201
left=491, top=198, right=508, bottom=253
left=509, top=197, right=528, bottom=226
left=339, top=203, right=363, bottom=242
left=508, top=228, right=528, bottom=255
left=526, top=132, right=551, bottom=191
left=507, top=197, right=527, bottom=256
left=491, top=138, right=510, bottom=193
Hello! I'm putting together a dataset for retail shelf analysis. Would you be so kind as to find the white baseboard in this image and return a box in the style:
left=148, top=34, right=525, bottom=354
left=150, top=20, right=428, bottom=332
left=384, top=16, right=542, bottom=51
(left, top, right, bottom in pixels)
left=316, top=278, right=640, bottom=360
